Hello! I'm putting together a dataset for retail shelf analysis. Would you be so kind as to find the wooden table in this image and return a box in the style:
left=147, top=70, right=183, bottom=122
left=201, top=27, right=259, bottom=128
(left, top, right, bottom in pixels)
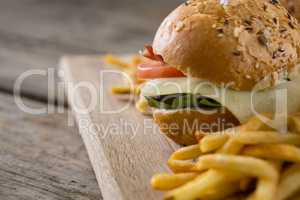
left=0, top=0, right=182, bottom=199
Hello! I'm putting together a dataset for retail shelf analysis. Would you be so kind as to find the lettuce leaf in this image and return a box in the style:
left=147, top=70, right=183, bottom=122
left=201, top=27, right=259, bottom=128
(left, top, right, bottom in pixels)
left=145, top=94, right=221, bottom=110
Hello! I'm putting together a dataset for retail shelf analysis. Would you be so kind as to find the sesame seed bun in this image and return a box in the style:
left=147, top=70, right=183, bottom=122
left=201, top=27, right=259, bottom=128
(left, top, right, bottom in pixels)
left=282, top=0, right=300, bottom=21
left=153, top=108, right=240, bottom=145
left=152, top=0, right=300, bottom=91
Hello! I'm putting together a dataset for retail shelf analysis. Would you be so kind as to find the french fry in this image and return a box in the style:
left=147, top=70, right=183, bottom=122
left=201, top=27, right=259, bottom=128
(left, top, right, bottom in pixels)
left=200, top=134, right=229, bottom=153
left=131, top=55, right=142, bottom=67
left=196, top=138, right=247, bottom=200
left=103, top=54, right=131, bottom=69
left=192, top=154, right=277, bottom=179
left=201, top=181, right=240, bottom=200
left=135, top=96, right=150, bottom=114
left=170, top=145, right=202, bottom=160
left=151, top=173, right=198, bottom=191
left=240, top=114, right=274, bottom=132
left=164, top=170, right=242, bottom=200
left=111, top=86, right=131, bottom=94
left=232, top=131, right=300, bottom=146
left=247, top=160, right=280, bottom=200
left=242, top=144, right=300, bottom=163
left=170, top=137, right=246, bottom=199
left=247, top=178, right=277, bottom=200
left=218, top=139, right=244, bottom=154
left=278, top=164, right=300, bottom=200
left=168, top=145, right=202, bottom=173
left=198, top=137, right=247, bottom=199
left=111, top=86, right=140, bottom=95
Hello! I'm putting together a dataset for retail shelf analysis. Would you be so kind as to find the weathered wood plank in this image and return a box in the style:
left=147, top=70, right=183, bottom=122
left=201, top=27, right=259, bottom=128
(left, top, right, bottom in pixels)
left=0, top=92, right=102, bottom=200
left=61, top=56, right=179, bottom=200
left=0, top=0, right=182, bottom=103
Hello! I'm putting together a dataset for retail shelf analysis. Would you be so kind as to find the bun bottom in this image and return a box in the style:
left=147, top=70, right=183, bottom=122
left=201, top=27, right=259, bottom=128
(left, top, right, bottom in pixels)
left=153, top=108, right=240, bottom=145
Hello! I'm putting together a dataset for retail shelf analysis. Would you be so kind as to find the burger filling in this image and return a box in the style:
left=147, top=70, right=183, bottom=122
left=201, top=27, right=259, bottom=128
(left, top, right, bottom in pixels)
left=138, top=46, right=300, bottom=123
left=138, top=46, right=223, bottom=111
left=145, top=94, right=221, bottom=110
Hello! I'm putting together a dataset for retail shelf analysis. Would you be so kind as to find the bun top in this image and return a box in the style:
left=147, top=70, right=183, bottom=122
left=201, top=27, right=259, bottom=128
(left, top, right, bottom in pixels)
left=282, top=0, right=300, bottom=21
left=152, top=0, right=300, bottom=91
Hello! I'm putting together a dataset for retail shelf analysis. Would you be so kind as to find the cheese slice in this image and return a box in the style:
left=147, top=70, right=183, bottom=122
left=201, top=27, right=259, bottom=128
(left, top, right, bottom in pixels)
left=141, top=76, right=300, bottom=123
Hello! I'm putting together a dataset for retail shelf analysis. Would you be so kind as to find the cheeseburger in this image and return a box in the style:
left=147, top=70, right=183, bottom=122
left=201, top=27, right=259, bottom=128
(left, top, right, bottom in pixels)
left=137, top=0, right=300, bottom=145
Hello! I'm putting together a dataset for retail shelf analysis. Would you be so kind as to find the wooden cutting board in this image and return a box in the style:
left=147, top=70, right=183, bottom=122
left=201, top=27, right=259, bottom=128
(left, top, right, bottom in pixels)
left=60, top=55, right=179, bottom=200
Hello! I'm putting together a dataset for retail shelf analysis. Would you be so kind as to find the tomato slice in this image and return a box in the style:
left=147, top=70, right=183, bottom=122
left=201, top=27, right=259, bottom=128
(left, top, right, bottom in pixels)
left=137, top=57, right=186, bottom=79
left=143, top=45, right=164, bottom=62
left=137, top=46, right=185, bottom=79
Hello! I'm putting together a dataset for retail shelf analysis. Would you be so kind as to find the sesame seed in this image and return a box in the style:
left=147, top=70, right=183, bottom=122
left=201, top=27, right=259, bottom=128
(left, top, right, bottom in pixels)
left=270, top=0, right=279, bottom=5
left=175, top=21, right=185, bottom=32
left=217, top=28, right=224, bottom=33
left=244, top=20, right=252, bottom=26
left=220, top=0, right=229, bottom=6
left=212, top=24, right=217, bottom=28
left=245, top=27, right=253, bottom=32
left=279, top=27, right=287, bottom=33
left=255, top=63, right=260, bottom=69
left=263, top=4, right=268, bottom=11
left=246, top=75, right=251, bottom=79
left=233, top=50, right=241, bottom=56
left=166, top=21, right=172, bottom=27
left=224, top=19, right=229, bottom=25
left=278, top=47, right=285, bottom=53
left=273, top=51, right=280, bottom=59
left=289, top=22, right=295, bottom=29
left=234, top=26, right=243, bottom=38
left=258, top=34, right=268, bottom=46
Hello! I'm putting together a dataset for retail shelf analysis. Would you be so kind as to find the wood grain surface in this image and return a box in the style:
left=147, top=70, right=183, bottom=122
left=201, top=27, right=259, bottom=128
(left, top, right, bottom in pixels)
left=0, top=92, right=101, bottom=200
left=0, top=0, right=182, bottom=104
left=61, top=55, right=179, bottom=200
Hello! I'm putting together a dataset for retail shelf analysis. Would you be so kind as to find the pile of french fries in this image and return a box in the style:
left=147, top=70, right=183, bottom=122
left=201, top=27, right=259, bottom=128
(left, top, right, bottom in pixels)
left=151, top=113, right=300, bottom=200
